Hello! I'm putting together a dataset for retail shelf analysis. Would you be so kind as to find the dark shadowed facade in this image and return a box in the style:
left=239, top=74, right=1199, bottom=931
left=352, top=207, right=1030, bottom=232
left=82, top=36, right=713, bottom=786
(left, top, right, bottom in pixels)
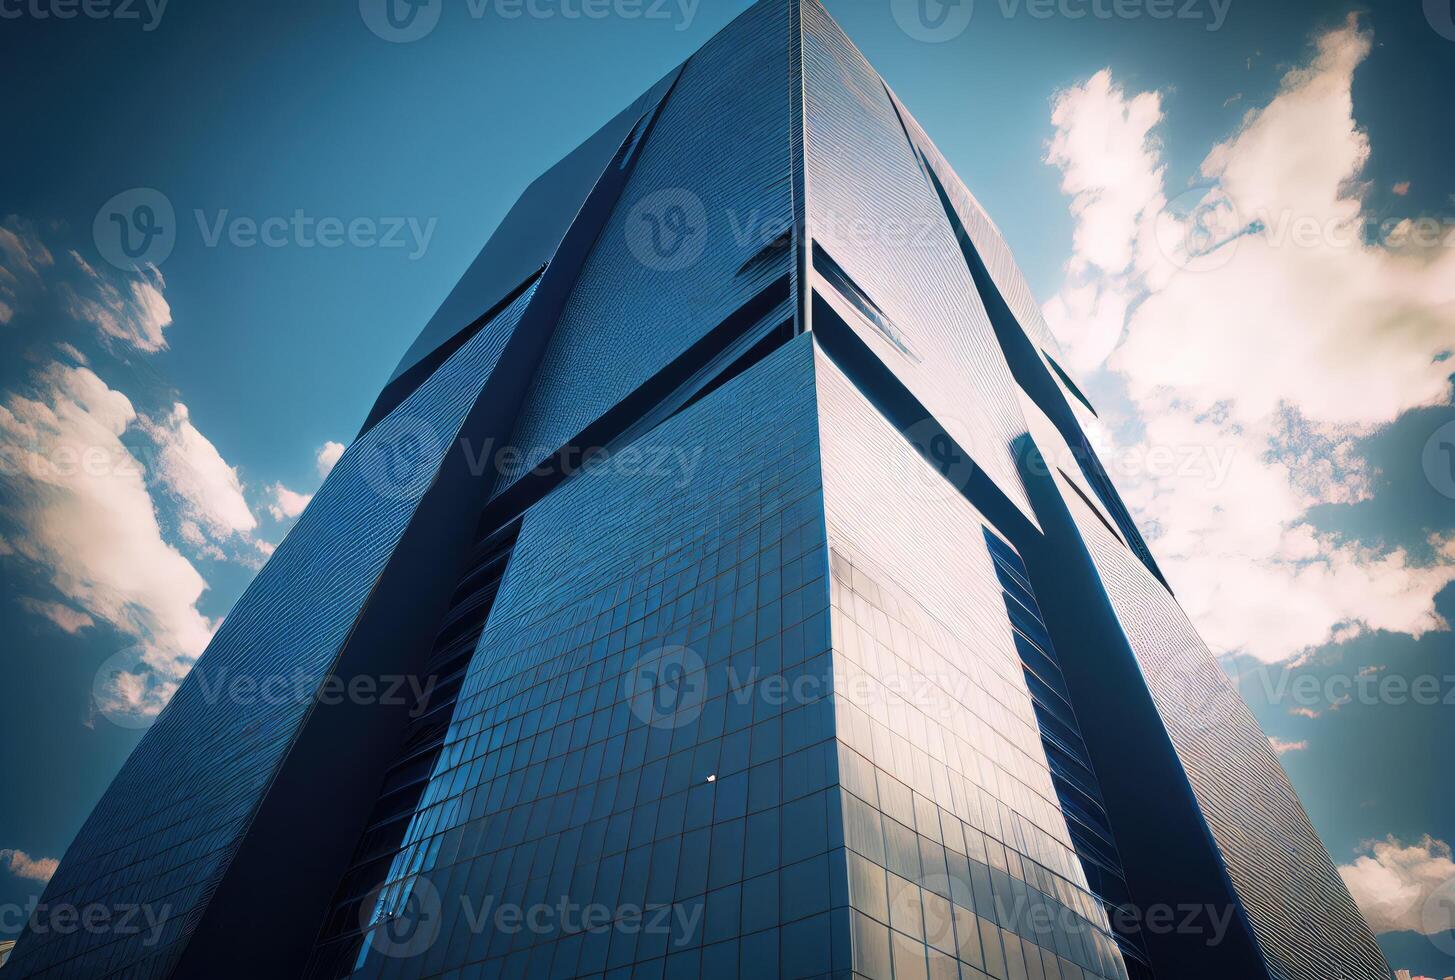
left=9, top=2, right=1389, bottom=978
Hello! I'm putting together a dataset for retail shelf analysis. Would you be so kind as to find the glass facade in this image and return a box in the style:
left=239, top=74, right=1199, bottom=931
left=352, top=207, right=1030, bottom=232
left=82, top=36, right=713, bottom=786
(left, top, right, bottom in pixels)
left=11, top=2, right=1388, bottom=978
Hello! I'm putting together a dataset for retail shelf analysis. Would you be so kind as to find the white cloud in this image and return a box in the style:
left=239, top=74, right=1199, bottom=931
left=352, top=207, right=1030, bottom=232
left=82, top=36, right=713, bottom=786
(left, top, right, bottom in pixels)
left=62, top=254, right=173, bottom=353
left=140, top=402, right=257, bottom=554
left=1339, top=836, right=1455, bottom=935
left=267, top=483, right=312, bottom=521
left=0, top=848, right=59, bottom=884
left=316, top=440, right=346, bottom=477
left=1268, top=737, right=1307, bottom=755
left=16, top=596, right=96, bottom=635
left=0, top=217, right=54, bottom=324
left=0, top=362, right=215, bottom=718
left=1043, top=16, right=1455, bottom=664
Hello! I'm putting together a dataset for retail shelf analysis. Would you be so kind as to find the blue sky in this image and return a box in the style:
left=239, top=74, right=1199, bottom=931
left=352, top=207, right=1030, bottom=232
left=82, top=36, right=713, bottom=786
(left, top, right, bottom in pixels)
left=1, top=0, right=1451, bottom=972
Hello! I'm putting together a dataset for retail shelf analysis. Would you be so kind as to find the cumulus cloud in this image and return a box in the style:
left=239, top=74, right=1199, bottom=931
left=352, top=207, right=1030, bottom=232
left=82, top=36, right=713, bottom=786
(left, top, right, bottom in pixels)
left=1339, top=836, right=1455, bottom=935
left=16, top=596, right=96, bottom=635
left=139, top=402, right=257, bottom=555
left=267, top=483, right=312, bottom=521
left=0, top=848, right=59, bottom=884
left=316, top=440, right=346, bottom=477
left=1044, top=16, right=1455, bottom=664
left=0, top=362, right=215, bottom=718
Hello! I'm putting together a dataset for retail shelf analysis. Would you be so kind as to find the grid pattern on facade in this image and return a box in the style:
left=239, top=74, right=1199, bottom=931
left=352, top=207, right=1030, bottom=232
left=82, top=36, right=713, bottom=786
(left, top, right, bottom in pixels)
left=799, top=0, right=1034, bottom=524
left=7, top=286, right=537, bottom=980
left=496, top=0, right=794, bottom=493
left=1066, top=476, right=1388, bottom=980
left=352, top=337, right=845, bottom=979
left=815, top=351, right=1128, bottom=980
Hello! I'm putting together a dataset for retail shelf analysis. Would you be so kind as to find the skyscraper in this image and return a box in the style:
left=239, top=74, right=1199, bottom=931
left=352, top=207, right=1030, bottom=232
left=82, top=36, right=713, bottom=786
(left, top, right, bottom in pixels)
left=9, top=1, right=1389, bottom=977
